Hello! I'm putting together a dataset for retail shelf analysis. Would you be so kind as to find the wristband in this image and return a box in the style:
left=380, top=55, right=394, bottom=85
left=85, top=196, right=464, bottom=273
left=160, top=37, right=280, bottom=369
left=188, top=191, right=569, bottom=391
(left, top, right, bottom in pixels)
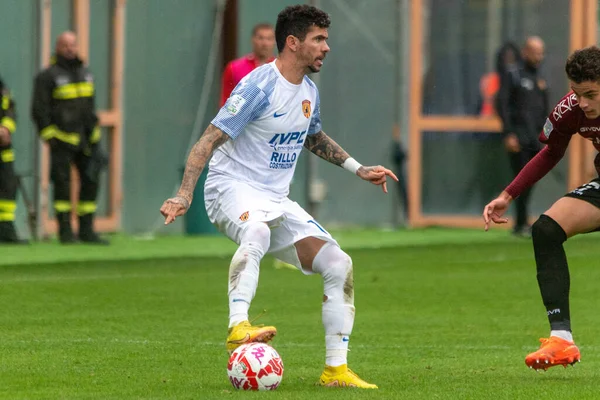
left=342, top=157, right=362, bottom=175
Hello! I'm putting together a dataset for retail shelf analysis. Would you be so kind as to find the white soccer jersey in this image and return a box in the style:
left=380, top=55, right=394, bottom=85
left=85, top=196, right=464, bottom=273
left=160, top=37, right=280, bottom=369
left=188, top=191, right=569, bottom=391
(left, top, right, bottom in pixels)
left=209, top=60, right=321, bottom=197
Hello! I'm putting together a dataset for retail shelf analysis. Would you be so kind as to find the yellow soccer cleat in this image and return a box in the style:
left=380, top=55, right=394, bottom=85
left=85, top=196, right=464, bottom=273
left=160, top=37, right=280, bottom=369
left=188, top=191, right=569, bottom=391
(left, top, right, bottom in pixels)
left=318, top=364, right=378, bottom=389
left=225, top=321, right=277, bottom=354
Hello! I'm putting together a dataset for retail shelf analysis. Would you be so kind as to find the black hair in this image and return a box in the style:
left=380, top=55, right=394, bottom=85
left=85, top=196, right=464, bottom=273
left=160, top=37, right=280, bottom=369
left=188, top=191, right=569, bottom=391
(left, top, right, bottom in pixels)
left=275, top=5, right=330, bottom=53
left=565, top=46, right=600, bottom=84
left=495, top=41, right=520, bottom=75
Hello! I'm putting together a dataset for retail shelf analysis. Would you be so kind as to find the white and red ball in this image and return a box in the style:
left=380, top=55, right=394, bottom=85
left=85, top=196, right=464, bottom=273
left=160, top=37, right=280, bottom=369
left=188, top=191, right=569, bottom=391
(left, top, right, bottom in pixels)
left=227, top=343, right=284, bottom=391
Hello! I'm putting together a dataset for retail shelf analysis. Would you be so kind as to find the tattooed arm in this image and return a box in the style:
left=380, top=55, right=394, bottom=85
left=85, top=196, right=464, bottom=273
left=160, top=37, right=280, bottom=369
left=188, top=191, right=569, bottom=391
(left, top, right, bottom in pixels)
left=303, top=130, right=350, bottom=166
left=160, top=124, right=229, bottom=224
left=304, top=130, right=399, bottom=193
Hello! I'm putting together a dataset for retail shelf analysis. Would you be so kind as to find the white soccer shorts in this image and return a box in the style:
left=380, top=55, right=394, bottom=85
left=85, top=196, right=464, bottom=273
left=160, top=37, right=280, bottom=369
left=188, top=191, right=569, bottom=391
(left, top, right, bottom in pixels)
left=204, top=175, right=337, bottom=273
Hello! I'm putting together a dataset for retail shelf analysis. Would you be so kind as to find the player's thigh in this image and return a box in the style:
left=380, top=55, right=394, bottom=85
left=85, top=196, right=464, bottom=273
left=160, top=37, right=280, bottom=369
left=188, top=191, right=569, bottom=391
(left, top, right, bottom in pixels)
left=294, top=236, right=328, bottom=272
left=545, top=182, right=600, bottom=237
left=269, top=200, right=337, bottom=272
left=204, top=181, right=283, bottom=244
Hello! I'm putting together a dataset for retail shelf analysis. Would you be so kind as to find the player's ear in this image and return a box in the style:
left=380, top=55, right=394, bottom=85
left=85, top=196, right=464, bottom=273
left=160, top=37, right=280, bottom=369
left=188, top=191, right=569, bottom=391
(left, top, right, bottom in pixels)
left=286, top=35, right=299, bottom=52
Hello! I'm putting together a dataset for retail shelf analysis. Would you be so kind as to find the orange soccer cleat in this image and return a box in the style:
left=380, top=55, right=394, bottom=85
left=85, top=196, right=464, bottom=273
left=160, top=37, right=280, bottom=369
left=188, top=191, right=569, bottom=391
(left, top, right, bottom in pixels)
left=525, top=336, right=580, bottom=371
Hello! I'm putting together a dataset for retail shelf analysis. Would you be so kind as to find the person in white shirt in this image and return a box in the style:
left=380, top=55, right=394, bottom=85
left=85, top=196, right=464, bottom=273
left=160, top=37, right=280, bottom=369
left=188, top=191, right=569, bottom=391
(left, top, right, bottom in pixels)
left=160, top=4, right=396, bottom=389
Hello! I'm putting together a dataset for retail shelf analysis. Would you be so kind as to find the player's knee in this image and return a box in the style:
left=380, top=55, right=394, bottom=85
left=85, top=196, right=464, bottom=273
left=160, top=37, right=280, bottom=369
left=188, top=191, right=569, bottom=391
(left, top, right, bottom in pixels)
left=240, top=222, right=271, bottom=253
left=532, top=214, right=567, bottom=246
left=314, top=244, right=353, bottom=294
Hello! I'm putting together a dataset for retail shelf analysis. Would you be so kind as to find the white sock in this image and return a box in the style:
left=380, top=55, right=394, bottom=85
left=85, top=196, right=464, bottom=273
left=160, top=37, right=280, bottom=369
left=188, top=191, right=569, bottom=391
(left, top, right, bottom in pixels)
left=228, top=223, right=270, bottom=328
left=312, top=243, right=355, bottom=367
left=550, top=330, right=573, bottom=342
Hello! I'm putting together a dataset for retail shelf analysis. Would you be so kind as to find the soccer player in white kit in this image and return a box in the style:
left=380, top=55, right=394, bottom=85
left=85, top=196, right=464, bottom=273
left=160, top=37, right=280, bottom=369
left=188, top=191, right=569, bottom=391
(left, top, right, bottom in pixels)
left=160, top=5, right=397, bottom=389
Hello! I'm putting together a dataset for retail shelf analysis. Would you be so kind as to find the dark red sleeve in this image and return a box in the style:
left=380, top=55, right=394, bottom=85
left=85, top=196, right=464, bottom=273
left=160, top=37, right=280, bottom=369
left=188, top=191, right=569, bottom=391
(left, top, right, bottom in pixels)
left=505, top=132, right=571, bottom=199
left=220, top=63, right=235, bottom=107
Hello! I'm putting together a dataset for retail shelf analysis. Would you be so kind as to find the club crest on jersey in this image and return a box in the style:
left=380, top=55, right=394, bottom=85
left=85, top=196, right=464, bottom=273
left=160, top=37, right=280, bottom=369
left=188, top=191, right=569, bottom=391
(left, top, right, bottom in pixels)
left=239, top=211, right=249, bottom=222
left=302, top=100, right=311, bottom=118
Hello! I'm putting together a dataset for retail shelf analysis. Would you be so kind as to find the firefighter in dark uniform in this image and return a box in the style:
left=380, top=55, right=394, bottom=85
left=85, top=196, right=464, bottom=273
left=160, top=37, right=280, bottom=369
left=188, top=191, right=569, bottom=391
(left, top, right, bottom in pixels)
left=496, top=36, right=549, bottom=237
left=0, top=77, right=26, bottom=243
left=32, top=31, right=108, bottom=244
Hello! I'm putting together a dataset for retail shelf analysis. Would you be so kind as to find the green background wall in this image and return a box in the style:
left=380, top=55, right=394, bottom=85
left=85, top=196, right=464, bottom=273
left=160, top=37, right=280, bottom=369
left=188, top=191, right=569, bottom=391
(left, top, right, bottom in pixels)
left=0, top=0, right=579, bottom=237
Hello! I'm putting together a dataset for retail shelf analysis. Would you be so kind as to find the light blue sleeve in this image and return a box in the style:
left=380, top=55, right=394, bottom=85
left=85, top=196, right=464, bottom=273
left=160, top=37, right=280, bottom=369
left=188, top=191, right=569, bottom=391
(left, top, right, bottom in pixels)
left=308, top=89, right=322, bottom=135
left=211, top=81, right=270, bottom=139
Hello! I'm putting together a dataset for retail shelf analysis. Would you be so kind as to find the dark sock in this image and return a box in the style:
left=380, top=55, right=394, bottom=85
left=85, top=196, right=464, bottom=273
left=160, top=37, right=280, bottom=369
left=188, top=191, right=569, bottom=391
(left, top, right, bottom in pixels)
left=531, top=214, right=571, bottom=331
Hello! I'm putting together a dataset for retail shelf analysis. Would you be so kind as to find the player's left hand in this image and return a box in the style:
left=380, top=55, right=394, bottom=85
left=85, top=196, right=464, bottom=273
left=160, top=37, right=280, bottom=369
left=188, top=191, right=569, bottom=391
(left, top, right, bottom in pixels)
left=357, top=165, right=399, bottom=193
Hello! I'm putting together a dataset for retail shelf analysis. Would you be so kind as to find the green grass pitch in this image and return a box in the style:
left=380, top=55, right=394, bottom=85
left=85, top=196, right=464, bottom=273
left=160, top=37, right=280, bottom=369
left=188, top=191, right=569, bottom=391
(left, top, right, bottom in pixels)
left=2, top=228, right=600, bottom=399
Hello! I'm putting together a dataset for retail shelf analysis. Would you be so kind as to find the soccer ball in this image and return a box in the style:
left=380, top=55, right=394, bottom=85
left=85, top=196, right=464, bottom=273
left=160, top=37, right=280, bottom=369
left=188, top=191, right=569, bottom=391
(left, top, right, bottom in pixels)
left=227, top=343, right=284, bottom=390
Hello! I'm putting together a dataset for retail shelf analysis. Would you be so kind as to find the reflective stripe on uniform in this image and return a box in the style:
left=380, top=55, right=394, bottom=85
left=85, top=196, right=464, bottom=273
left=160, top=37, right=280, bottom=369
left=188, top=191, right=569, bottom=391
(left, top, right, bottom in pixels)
left=0, top=149, right=14, bottom=163
left=90, top=126, right=101, bottom=143
left=54, top=200, right=72, bottom=212
left=52, top=82, right=95, bottom=100
left=40, top=125, right=57, bottom=140
left=77, top=201, right=97, bottom=215
left=0, top=116, right=16, bottom=133
left=54, top=130, right=80, bottom=146
left=40, top=125, right=81, bottom=146
left=52, top=83, right=77, bottom=99
left=0, top=200, right=17, bottom=212
left=0, top=199, right=16, bottom=222
left=78, top=82, right=94, bottom=97
left=0, top=212, right=15, bottom=221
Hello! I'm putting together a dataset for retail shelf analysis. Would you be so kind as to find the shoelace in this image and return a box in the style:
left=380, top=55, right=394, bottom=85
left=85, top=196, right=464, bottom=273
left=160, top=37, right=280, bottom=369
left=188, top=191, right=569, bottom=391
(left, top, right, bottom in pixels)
left=249, top=309, right=268, bottom=326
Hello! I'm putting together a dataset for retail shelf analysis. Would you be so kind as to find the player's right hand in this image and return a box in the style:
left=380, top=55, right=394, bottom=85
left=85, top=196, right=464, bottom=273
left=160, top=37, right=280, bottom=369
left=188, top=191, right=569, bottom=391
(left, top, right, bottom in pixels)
left=504, top=134, right=520, bottom=153
left=482, top=196, right=511, bottom=231
left=0, top=126, right=10, bottom=146
left=160, top=196, right=190, bottom=225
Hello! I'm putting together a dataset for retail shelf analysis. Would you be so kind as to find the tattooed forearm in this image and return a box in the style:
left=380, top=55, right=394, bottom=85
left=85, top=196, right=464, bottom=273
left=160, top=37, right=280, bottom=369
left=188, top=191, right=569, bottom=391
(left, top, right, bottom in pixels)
left=303, top=131, right=350, bottom=167
left=177, top=124, right=229, bottom=204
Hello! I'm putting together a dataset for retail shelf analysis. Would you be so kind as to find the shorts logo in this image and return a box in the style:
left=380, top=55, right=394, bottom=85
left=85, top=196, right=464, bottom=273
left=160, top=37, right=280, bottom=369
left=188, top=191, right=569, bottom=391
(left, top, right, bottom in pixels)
left=239, top=211, right=249, bottom=222
left=302, top=100, right=311, bottom=118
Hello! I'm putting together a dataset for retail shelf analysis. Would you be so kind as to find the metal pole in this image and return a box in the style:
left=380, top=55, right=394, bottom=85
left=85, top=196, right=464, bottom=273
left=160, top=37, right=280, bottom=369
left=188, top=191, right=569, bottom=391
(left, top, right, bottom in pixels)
left=306, top=0, right=320, bottom=217
left=391, top=0, right=402, bottom=228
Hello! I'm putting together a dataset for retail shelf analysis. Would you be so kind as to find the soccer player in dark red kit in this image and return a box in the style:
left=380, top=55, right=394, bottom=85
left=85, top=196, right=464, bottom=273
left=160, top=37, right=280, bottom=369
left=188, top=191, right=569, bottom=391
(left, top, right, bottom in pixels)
left=483, top=46, right=600, bottom=370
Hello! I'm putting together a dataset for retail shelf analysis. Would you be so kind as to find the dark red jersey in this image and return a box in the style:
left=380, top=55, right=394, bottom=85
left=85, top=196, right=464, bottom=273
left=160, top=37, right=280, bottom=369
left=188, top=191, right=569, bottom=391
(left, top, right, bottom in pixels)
left=505, top=92, right=600, bottom=198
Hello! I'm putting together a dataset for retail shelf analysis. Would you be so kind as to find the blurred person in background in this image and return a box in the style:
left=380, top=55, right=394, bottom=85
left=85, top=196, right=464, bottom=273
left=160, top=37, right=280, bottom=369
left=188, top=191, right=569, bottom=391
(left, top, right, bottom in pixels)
left=161, top=4, right=398, bottom=389
left=483, top=45, right=600, bottom=372
left=478, top=42, right=520, bottom=118
left=220, top=23, right=276, bottom=106
left=32, top=31, right=108, bottom=245
left=496, top=36, right=549, bottom=237
left=467, top=42, right=520, bottom=209
left=0, top=76, right=26, bottom=243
